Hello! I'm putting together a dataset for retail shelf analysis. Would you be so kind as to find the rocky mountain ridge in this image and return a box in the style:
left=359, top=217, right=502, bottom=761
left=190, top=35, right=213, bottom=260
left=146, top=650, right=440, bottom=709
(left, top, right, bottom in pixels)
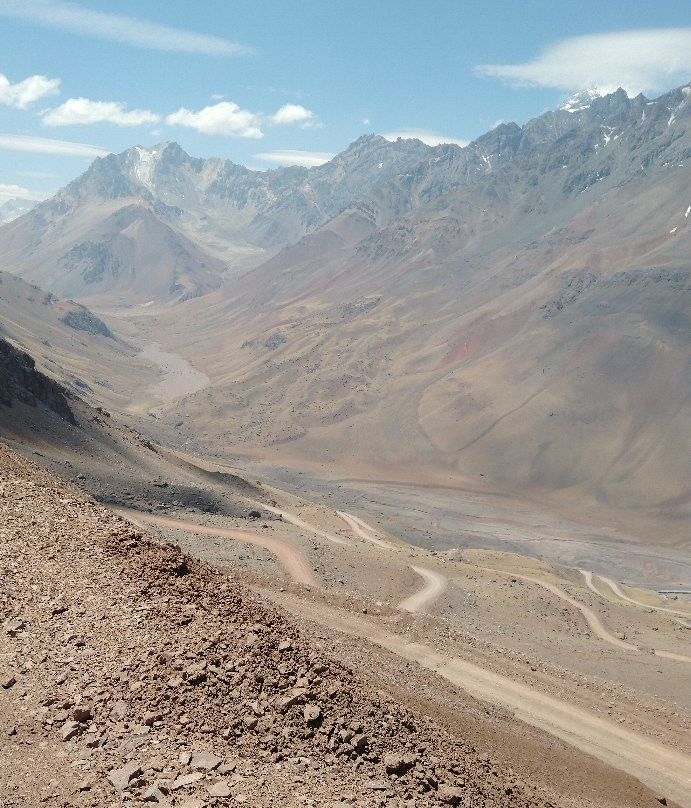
left=2, top=84, right=688, bottom=307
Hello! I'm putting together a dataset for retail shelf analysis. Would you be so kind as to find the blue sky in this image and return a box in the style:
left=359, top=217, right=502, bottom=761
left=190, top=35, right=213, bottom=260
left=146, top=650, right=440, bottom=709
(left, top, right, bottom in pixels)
left=1, top=0, right=690, bottom=203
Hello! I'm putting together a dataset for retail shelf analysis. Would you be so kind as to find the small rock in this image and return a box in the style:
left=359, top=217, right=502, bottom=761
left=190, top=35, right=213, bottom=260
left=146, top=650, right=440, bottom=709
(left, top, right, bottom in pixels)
left=108, top=761, right=142, bottom=791
left=656, top=798, right=667, bottom=806
left=60, top=720, right=81, bottom=741
left=437, top=785, right=463, bottom=805
left=143, top=785, right=167, bottom=802
left=384, top=752, right=417, bottom=774
left=351, top=733, right=368, bottom=750
left=206, top=781, right=232, bottom=797
left=278, top=639, right=292, bottom=651
left=4, top=618, right=26, bottom=636
left=144, top=711, right=163, bottom=726
left=303, top=705, right=322, bottom=723
left=77, top=780, right=91, bottom=793
left=190, top=751, right=223, bottom=771
left=1, top=673, right=16, bottom=689
left=111, top=700, right=129, bottom=719
left=172, top=772, right=204, bottom=790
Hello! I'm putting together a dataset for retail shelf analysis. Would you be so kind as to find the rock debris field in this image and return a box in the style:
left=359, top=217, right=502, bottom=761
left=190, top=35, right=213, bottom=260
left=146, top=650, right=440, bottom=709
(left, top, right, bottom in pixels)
left=0, top=445, right=548, bottom=808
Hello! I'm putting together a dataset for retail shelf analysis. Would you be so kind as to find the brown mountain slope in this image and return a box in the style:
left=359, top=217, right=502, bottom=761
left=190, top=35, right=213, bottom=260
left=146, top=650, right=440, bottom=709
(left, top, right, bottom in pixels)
left=148, top=134, right=690, bottom=548
left=0, top=270, right=159, bottom=413
left=0, top=199, right=224, bottom=306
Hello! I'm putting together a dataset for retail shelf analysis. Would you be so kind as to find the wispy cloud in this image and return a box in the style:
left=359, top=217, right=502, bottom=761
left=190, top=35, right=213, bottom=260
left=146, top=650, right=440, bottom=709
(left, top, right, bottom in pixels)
left=17, top=170, right=58, bottom=178
left=43, top=97, right=160, bottom=127
left=255, top=150, right=334, bottom=167
left=0, top=183, right=48, bottom=202
left=166, top=101, right=263, bottom=138
left=0, top=0, right=250, bottom=56
left=382, top=130, right=469, bottom=148
left=475, top=28, right=691, bottom=96
left=0, top=133, right=109, bottom=157
left=269, top=104, right=315, bottom=127
left=0, top=72, right=60, bottom=109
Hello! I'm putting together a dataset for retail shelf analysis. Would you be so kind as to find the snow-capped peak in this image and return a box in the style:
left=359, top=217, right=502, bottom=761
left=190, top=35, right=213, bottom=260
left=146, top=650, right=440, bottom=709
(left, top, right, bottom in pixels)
left=559, top=87, right=607, bottom=114
left=130, top=143, right=170, bottom=190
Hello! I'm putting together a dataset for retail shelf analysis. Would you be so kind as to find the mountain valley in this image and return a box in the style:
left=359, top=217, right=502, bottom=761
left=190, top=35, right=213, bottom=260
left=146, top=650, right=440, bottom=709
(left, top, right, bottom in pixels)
left=1, top=83, right=690, bottom=807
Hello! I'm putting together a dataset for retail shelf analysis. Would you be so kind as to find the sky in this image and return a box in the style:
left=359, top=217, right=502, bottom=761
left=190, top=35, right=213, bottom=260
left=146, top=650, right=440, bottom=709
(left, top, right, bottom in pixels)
left=1, top=0, right=690, bottom=204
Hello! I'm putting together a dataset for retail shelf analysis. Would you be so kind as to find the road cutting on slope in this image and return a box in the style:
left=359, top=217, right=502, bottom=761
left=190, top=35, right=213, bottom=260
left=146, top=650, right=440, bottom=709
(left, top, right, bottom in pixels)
left=115, top=507, right=317, bottom=587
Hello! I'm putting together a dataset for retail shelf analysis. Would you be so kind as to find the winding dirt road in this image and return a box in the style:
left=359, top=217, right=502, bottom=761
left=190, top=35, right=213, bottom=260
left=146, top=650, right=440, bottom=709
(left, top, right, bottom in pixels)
left=115, top=508, right=316, bottom=586
left=259, top=503, right=346, bottom=545
left=596, top=572, right=691, bottom=618
left=508, top=569, right=691, bottom=663
left=398, top=565, right=447, bottom=613
left=272, top=590, right=691, bottom=807
left=336, top=511, right=397, bottom=550
left=514, top=572, right=638, bottom=651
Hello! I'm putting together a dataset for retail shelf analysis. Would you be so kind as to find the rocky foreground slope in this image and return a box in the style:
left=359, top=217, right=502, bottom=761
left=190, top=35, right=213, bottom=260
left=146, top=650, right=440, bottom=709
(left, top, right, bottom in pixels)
left=0, top=445, right=556, bottom=808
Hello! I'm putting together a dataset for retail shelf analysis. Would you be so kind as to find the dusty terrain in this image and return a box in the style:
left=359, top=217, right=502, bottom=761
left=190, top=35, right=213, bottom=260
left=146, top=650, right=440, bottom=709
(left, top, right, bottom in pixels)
left=3, top=399, right=689, bottom=806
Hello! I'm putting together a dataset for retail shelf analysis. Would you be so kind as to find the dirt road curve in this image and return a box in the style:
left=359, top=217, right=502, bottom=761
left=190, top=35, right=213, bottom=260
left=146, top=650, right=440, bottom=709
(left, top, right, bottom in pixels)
left=273, top=592, right=691, bottom=807
left=398, top=565, right=447, bottom=613
left=514, top=573, right=638, bottom=651
left=115, top=508, right=316, bottom=586
left=336, top=511, right=397, bottom=550
left=259, top=503, right=347, bottom=545
left=596, top=572, right=691, bottom=618
left=517, top=570, right=691, bottom=663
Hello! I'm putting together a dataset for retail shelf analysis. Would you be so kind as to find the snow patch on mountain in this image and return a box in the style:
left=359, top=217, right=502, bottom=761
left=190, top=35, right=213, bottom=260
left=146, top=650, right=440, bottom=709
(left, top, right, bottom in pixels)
left=131, top=145, right=166, bottom=191
left=560, top=87, right=607, bottom=113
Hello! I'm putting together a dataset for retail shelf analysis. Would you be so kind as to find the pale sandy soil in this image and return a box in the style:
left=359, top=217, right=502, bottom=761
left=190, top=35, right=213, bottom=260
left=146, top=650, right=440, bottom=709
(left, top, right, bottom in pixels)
left=134, top=342, right=209, bottom=415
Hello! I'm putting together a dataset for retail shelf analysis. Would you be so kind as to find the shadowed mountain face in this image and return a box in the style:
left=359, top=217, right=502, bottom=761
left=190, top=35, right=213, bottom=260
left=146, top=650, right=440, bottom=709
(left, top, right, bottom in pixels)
left=1, top=85, right=689, bottom=545
left=0, top=337, right=75, bottom=423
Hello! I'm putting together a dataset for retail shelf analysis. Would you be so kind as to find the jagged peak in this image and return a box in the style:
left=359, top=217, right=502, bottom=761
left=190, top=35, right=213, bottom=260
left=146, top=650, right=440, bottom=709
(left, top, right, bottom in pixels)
left=559, top=87, right=609, bottom=113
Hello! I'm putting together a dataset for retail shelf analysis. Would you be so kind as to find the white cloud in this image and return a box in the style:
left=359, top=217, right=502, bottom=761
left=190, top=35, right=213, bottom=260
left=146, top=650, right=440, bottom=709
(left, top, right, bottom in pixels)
left=0, top=72, right=60, bottom=109
left=475, top=28, right=691, bottom=96
left=270, top=104, right=315, bottom=126
left=255, top=150, right=334, bottom=167
left=43, top=97, right=160, bottom=127
left=0, top=183, right=48, bottom=202
left=166, top=101, right=263, bottom=138
left=0, top=0, right=249, bottom=56
left=0, top=133, right=109, bottom=157
left=382, top=130, right=469, bottom=148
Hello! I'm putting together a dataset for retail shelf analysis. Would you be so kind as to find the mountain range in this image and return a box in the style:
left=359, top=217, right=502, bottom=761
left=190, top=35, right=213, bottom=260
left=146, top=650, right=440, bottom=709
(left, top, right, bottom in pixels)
left=1, top=82, right=689, bottom=547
